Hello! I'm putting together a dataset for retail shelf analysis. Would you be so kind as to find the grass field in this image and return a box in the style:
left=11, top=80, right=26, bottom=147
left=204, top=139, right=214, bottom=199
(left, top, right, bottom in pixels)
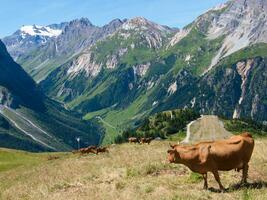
left=0, top=136, right=266, bottom=200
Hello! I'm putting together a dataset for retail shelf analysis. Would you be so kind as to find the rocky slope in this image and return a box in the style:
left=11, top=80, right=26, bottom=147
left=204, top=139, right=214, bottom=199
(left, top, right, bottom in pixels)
left=206, top=0, right=267, bottom=71
left=0, top=40, right=102, bottom=151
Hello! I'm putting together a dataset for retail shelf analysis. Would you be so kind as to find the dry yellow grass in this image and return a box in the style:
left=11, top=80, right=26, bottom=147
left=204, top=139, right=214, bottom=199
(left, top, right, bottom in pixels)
left=0, top=139, right=266, bottom=200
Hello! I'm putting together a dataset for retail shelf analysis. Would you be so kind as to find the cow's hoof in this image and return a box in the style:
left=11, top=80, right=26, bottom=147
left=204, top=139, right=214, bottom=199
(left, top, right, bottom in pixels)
left=220, top=188, right=226, bottom=193
left=240, top=181, right=248, bottom=185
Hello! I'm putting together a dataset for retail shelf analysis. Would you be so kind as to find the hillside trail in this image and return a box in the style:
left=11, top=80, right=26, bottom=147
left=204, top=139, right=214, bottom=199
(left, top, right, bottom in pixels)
left=183, top=115, right=232, bottom=143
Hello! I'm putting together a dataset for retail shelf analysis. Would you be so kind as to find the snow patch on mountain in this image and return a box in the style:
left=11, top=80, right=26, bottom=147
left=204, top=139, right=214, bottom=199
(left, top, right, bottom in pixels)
left=20, top=25, right=62, bottom=37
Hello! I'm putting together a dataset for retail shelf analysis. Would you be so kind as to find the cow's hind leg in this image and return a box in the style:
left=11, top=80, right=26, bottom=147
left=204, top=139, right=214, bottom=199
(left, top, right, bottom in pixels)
left=202, top=173, right=208, bottom=190
left=241, top=163, right=249, bottom=184
left=212, top=171, right=225, bottom=191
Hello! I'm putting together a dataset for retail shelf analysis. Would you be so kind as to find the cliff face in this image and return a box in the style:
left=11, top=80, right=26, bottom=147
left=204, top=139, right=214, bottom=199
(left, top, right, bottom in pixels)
left=189, top=56, right=267, bottom=121
left=234, top=57, right=267, bottom=121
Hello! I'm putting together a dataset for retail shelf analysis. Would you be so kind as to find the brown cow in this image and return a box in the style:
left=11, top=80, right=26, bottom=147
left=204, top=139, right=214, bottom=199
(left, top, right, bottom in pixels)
left=78, top=145, right=98, bottom=154
left=96, top=147, right=109, bottom=154
left=140, top=137, right=153, bottom=144
left=128, top=137, right=139, bottom=143
left=167, top=133, right=254, bottom=191
left=87, top=145, right=97, bottom=150
left=47, top=155, right=60, bottom=160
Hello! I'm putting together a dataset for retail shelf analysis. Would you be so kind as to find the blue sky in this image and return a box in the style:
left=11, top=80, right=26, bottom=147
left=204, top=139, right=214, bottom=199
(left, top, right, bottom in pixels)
left=0, top=0, right=227, bottom=38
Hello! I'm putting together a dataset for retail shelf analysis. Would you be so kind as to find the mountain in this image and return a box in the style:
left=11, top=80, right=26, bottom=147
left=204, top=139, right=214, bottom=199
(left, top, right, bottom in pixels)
left=0, top=40, right=102, bottom=152
left=38, top=17, right=178, bottom=143
left=152, top=44, right=267, bottom=121
left=2, top=18, right=125, bottom=82
left=40, top=17, right=176, bottom=103
left=4, top=0, right=267, bottom=144
left=147, top=0, right=267, bottom=121
left=2, top=23, right=66, bottom=60
left=205, top=0, right=267, bottom=70
left=0, top=40, right=44, bottom=110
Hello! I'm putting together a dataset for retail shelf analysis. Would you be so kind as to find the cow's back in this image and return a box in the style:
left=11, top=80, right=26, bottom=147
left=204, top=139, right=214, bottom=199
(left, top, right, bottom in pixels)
left=207, top=134, right=254, bottom=171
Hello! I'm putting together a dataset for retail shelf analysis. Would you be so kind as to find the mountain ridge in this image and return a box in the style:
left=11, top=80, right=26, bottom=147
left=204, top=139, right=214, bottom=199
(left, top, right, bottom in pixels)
left=2, top=17, right=126, bottom=82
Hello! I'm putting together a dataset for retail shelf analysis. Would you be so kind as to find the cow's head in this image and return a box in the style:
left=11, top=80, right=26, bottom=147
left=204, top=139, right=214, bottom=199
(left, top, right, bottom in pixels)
left=167, top=149, right=180, bottom=163
left=169, top=142, right=180, bottom=149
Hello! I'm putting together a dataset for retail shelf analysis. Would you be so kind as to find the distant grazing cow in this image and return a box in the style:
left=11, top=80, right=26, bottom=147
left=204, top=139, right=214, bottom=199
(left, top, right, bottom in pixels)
left=47, top=155, right=60, bottom=160
left=78, top=148, right=87, bottom=154
left=128, top=137, right=139, bottom=143
left=96, top=147, right=109, bottom=154
left=167, top=133, right=254, bottom=191
left=78, top=145, right=98, bottom=154
left=140, top=137, right=153, bottom=144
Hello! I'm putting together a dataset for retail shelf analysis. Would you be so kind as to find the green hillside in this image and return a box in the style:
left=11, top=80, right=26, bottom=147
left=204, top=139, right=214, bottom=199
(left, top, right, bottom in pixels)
left=0, top=100, right=103, bottom=152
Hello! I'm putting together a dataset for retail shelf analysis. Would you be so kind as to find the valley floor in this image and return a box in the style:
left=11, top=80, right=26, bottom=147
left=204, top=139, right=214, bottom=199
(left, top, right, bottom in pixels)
left=0, top=138, right=267, bottom=199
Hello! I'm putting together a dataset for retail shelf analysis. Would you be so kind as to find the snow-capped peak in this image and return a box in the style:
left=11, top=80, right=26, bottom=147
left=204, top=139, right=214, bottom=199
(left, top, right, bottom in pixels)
left=20, top=25, right=62, bottom=38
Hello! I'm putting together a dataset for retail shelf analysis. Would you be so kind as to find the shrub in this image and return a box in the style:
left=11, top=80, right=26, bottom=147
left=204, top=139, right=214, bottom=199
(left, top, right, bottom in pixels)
left=114, top=108, right=200, bottom=143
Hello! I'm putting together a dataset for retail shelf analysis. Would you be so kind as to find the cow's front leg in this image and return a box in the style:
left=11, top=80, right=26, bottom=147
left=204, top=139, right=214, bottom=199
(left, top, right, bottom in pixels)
left=241, top=163, right=249, bottom=184
left=212, top=170, right=225, bottom=191
left=202, top=173, right=208, bottom=190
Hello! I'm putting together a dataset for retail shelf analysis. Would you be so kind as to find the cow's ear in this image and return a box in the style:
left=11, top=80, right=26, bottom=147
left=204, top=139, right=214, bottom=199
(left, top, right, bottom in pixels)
left=167, top=149, right=174, bottom=153
left=169, top=143, right=177, bottom=148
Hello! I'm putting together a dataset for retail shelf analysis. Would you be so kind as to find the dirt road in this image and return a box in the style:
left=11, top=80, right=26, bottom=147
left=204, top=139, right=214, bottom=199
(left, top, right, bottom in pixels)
left=183, top=115, right=232, bottom=143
